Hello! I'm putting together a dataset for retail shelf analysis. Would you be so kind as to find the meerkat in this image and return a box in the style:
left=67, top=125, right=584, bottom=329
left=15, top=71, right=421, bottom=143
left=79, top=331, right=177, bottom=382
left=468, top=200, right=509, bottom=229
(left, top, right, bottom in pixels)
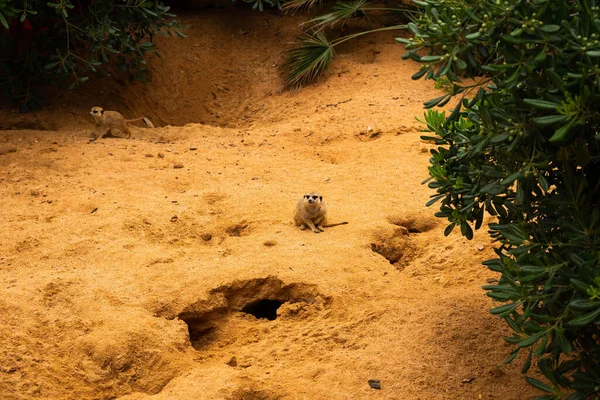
left=89, top=106, right=154, bottom=141
left=294, top=192, right=348, bottom=233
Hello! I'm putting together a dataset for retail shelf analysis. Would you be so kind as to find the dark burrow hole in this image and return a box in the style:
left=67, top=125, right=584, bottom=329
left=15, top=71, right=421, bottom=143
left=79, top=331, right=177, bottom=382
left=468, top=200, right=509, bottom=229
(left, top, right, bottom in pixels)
left=175, top=277, right=329, bottom=350
left=187, top=325, right=216, bottom=343
left=242, top=299, right=283, bottom=321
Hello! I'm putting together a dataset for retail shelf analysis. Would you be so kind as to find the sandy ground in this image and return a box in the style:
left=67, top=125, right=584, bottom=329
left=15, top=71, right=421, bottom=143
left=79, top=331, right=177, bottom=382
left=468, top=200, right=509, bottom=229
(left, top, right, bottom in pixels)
left=0, top=7, right=538, bottom=400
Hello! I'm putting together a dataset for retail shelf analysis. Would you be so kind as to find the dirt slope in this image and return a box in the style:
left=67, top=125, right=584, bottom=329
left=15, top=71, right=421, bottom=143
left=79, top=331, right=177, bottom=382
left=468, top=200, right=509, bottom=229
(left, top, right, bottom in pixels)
left=0, top=7, right=538, bottom=400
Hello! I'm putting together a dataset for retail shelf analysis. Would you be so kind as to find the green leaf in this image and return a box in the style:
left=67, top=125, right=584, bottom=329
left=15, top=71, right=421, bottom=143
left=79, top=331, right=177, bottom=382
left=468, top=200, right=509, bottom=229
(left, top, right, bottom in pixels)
left=423, top=94, right=449, bottom=108
left=547, top=69, right=566, bottom=93
left=540, top=25, right=560, bottom=33
left=522, top=99, right=559, bottom=110
left=531, top=115, right=569, bottom=126
left=535, top=48, right=547, bottom=63
left=556, top=331, right=573, bottom=353
left=518, top=330, right=547, bottom=348
left=576, top=141, right=591, bottom=167
left=283, top=30, right=333, bottom=88
left=503, top=348, right=519, bottom=363
left=411, top=69, right=428, bottom=80
left=420, top=55, right=442, bottom=62
left=443, top=223, right=455, bottom=236
left=490, top=302, right=517, bottom=315
left=568, top=308, right=600, bottom=326
left=0, top=12, right=8, bottom=29
left=490, top=133, right=509, bottom=143
left=534, top=334, right=549, bottom=355
left=586, top=50, right=600, bottom=57
left=525, top=377, right=553, bottom=393
left=521, top=348, right=533, bottom=373
left=501, top=171, right=523, bottom=186
left=465, top=31, right=481, bottom=40
left=45, top=61, right=60, bottom=70
left=520, top=265, right=547, bottom=274
left=460, top=222, right=473, bottom=239
left=549, top=119, right=575, bottom=144
left=510, top=27, right=523, bottom=37
left=571, top=279, right=592, bottom=293
left=537, top=174, right=549, bottom=192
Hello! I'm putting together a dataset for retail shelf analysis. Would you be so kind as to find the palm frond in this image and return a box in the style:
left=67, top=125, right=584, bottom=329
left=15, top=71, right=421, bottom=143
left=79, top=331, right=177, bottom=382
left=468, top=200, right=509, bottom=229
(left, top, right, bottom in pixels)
left=282, top=0, right=322, bottom=13
left=282, top=30, right=334, bottom=88
left=307, top=0, right=370, bottom=29
left=282, top=25, right=405, bottom=88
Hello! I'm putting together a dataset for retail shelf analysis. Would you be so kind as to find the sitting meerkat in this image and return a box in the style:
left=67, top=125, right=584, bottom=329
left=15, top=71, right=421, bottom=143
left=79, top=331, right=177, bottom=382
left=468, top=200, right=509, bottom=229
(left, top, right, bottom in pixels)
left=294, top=192, right=348, bottom=233
left=89, top=106, right=154, bottom=141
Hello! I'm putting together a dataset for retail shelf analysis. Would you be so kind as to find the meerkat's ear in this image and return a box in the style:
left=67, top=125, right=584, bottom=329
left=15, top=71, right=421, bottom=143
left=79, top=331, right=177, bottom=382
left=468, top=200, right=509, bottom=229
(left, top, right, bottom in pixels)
left=100, top=109, right=104, bottom=115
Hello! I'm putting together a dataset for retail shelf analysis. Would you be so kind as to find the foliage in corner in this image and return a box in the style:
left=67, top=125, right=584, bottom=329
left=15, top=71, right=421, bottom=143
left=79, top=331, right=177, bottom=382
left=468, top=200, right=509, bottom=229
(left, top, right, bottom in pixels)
left=281, top=0, right=416, bottom=88
left=399, top=0, right=600, bottom=398
left=0, top=0, right=186, bottom=111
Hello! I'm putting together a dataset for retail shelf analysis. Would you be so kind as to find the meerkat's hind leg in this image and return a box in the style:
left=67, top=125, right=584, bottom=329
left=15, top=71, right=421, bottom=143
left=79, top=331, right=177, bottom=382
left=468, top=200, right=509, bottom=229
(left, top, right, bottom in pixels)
left=299, top=223, right=307, bottom=230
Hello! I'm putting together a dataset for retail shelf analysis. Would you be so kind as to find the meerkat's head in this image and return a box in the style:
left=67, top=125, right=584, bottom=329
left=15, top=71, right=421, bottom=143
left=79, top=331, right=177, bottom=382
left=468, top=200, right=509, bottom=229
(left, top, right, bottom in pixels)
left=90, top=106, right=104, bottom=119
left=303, top=193, right=323, bottom=205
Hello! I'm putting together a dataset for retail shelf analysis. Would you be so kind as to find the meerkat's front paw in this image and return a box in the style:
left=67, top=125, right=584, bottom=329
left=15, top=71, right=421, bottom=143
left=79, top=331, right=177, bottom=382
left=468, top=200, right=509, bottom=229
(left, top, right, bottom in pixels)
left=299, top=224, right=307, bottom=230
left=317, top=225, right=325, bottom=232
left=312, top=228, right=321, bottom=233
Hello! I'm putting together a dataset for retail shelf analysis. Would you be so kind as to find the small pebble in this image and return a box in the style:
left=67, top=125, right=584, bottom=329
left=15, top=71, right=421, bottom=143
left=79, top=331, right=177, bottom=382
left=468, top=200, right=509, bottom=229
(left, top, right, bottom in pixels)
left=368, top=379, right=381, bottom=390
left=190, top=147, right=198, bottom=151
left=201, top=233, right=213, bottom=241
left=263, top=240, right=277, bottom=247
left=174, top=163, right=184, bottom=169
left=158, top=153, right=165, bottom=158
left=225, top=356, right=237, bottom=367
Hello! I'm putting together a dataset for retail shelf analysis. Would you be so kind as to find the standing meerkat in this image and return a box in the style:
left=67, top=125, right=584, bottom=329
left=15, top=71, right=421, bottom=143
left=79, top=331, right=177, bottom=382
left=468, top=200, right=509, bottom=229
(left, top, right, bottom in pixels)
left=294, top=192, right=348, bottom=233
left=89, top=106, right=154, bottom=141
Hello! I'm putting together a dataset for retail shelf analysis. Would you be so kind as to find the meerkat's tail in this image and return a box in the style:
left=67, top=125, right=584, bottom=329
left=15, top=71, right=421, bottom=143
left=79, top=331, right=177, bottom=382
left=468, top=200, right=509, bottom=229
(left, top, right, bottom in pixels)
left=125, top=116, right=154, bottom=128
left=125, top=116, right=145, bottom=123
left=322, top=222, right=349, bottom=228
left=142, top=117, right=154, bottom=128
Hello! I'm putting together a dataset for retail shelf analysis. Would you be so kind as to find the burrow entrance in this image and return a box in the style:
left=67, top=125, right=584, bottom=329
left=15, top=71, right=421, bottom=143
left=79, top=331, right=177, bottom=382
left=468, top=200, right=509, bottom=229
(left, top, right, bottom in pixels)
left=387, top=213, right=437, bottom=234
left=242, top=299, right=283, bottom=321
left=177, top=277, right=330, bottom=350
left=370, top=213, right=437, bottom=269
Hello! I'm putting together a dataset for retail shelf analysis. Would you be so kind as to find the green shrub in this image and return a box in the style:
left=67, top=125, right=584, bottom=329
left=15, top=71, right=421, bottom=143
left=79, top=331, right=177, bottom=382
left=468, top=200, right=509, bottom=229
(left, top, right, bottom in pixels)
left=398, top=0, right=600, bottom=398
left=0, top=0, right=185, bottom=111
left=281, top=0, right=415, bottom=87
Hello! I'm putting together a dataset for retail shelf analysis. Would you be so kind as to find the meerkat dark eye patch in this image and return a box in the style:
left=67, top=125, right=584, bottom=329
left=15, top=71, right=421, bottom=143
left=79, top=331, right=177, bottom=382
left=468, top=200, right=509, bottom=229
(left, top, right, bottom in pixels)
left=319, top=196, right=322, bottom=201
